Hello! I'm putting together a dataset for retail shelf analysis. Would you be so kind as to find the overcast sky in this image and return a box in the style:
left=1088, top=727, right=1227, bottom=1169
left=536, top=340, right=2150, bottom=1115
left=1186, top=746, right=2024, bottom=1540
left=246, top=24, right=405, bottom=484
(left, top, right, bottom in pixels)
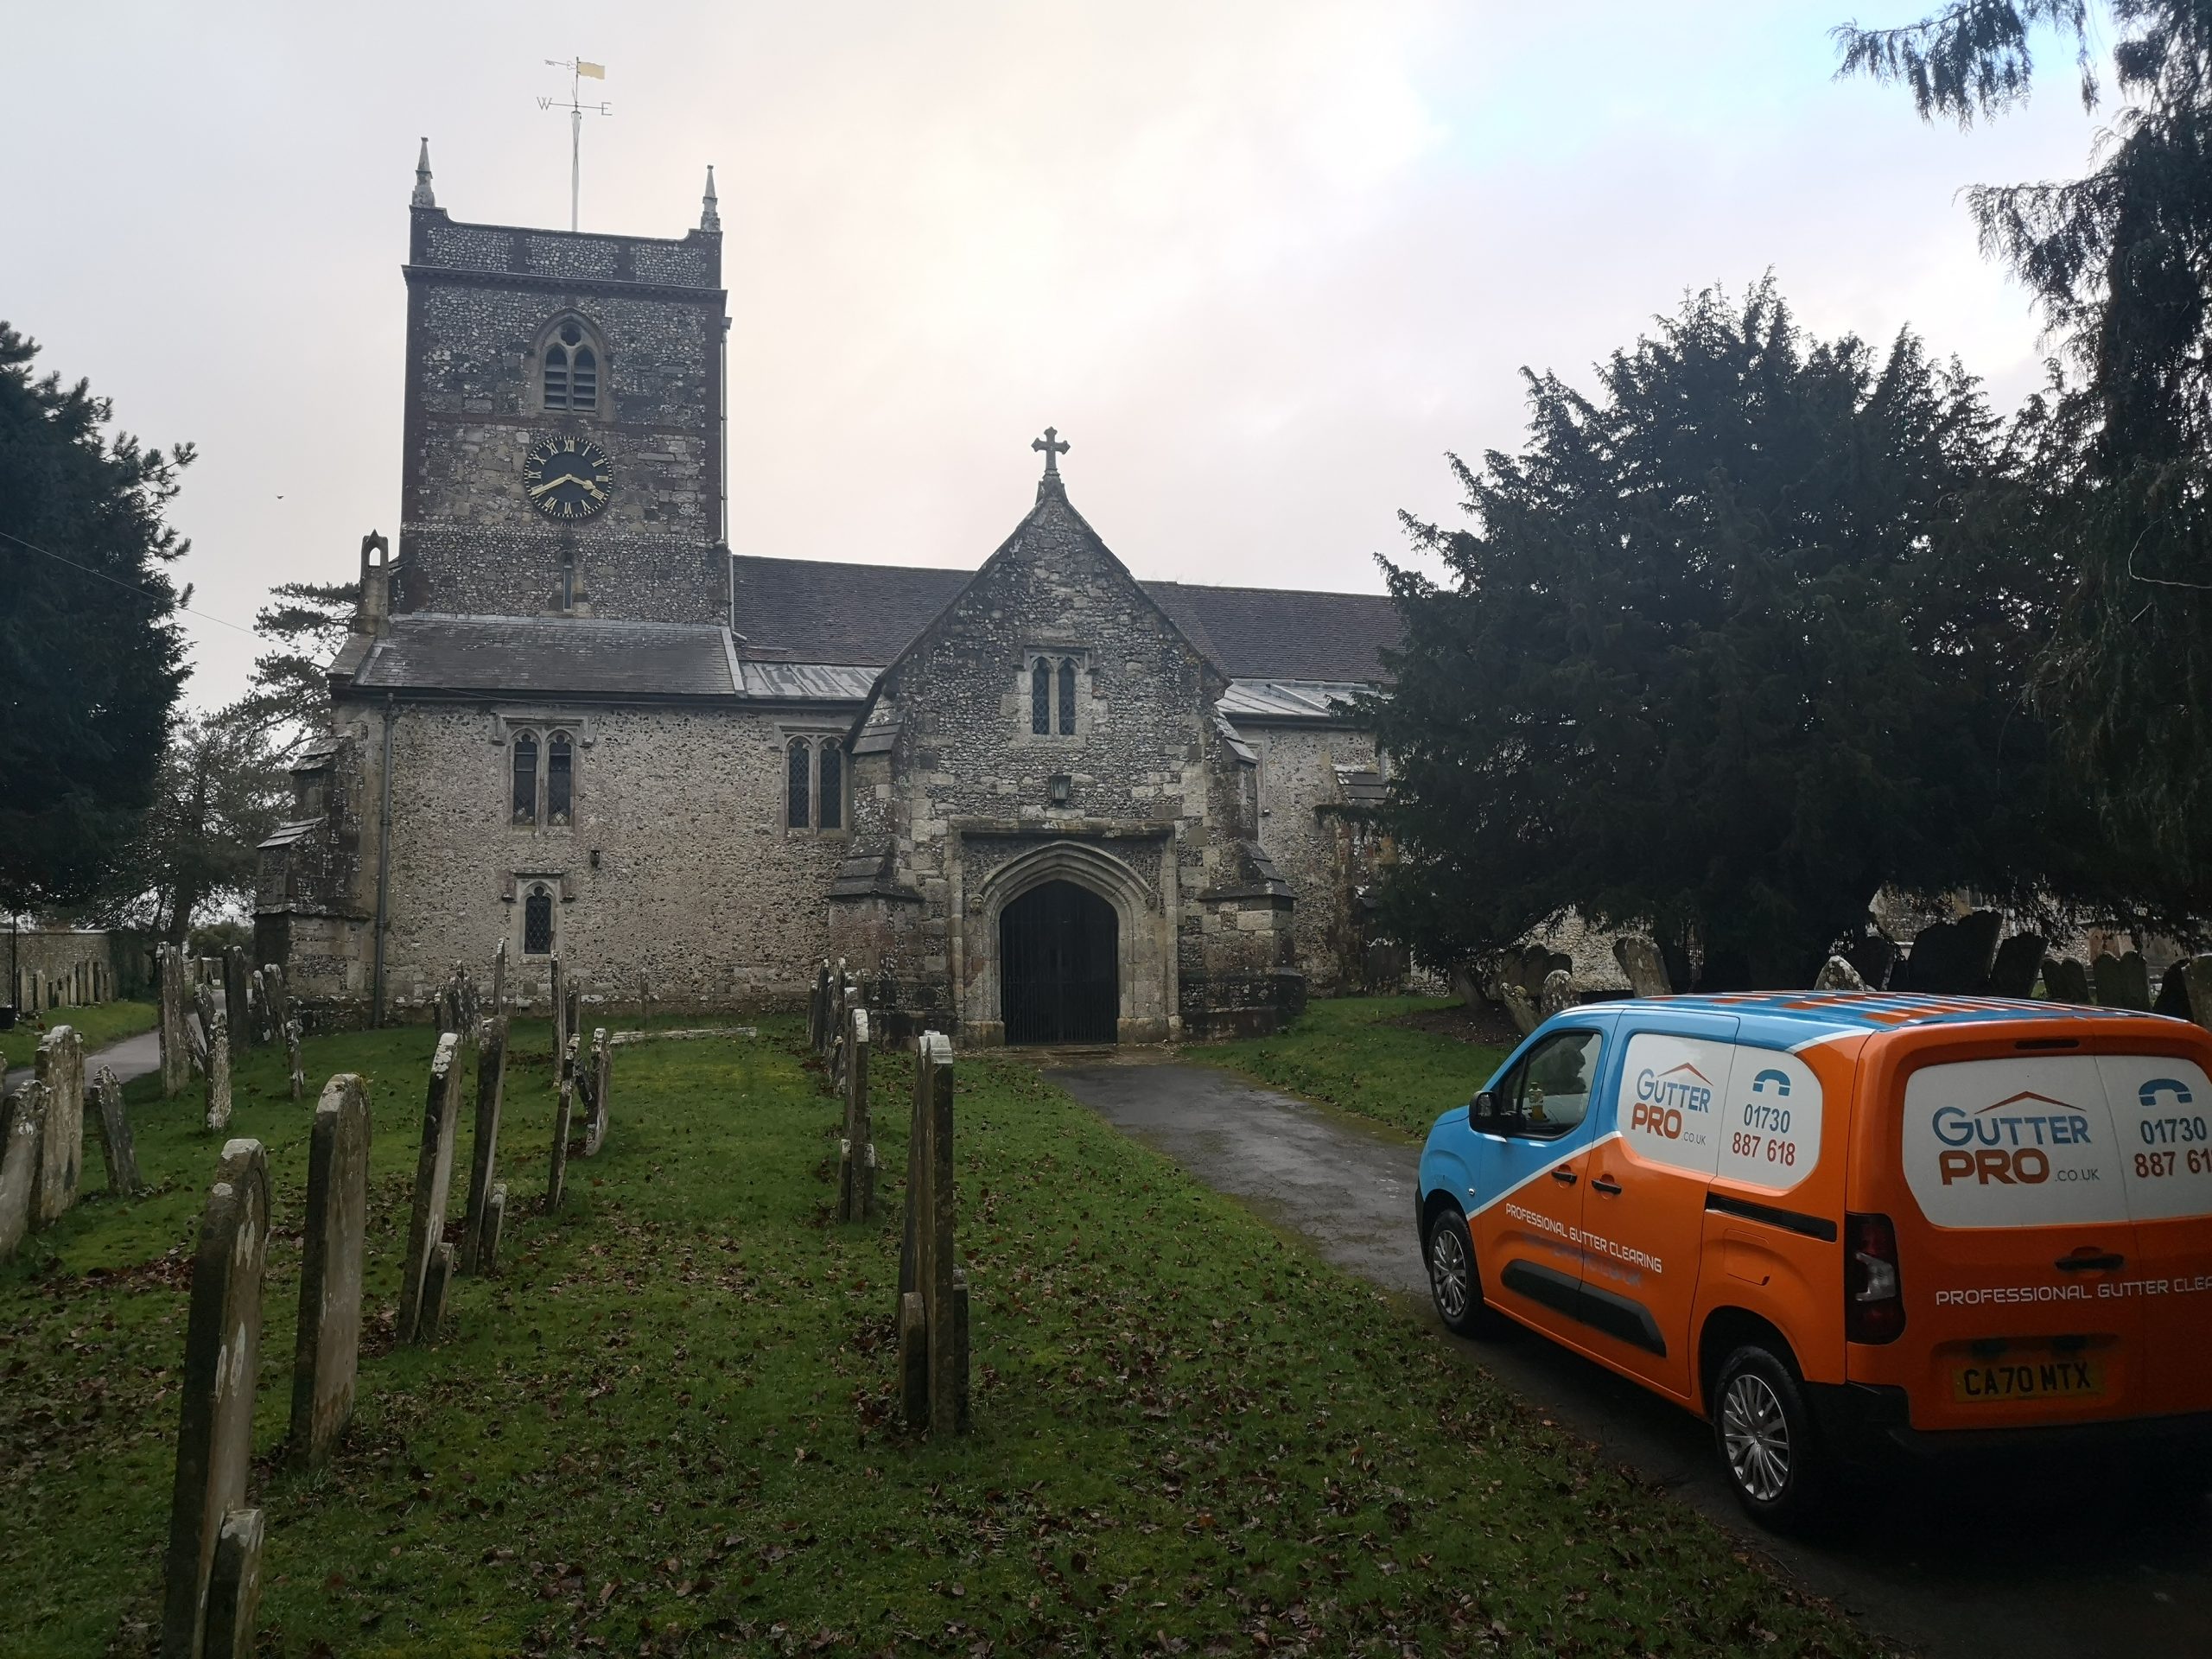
left=11, top=3, right=2104, bottom=710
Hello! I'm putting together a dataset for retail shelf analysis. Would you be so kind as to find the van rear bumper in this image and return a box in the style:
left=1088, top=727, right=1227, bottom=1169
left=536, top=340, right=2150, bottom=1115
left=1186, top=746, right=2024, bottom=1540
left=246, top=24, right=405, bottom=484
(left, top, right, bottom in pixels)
left=1808, top=1382, right=2212, bottom=1463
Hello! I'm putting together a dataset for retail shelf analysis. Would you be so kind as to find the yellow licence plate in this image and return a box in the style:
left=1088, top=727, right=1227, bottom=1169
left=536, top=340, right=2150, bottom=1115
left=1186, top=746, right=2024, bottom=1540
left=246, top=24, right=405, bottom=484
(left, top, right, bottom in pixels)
left=1951, top=1356, right=2104, bottom=1404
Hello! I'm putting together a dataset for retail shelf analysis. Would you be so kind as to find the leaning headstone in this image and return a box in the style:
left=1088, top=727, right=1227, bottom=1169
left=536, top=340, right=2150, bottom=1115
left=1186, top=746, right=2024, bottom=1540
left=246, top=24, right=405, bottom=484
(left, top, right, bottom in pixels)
left=2155, top=961, right=2193, bottom=1019
left=417, top=1241, right=455, bottom=1342
left=836, top=1007, right=876, bottom=1223
left=490, top=941, right=508, bottom=1016
left=2042, top=956, right=2093, bottom=1005
left=396, top=1032, right=462, bottom=1345
left=897, top=1033, right=970, bottom=1435
left=290, top=1074, right=371, bottom=1468
left=479, top=1180, right=509, bottom=1275
left=1499, top=982, right=1539, bottom=1036
left=205, top=1011, right=233, bottom=1134
left=581, top=1028, right=612, bottom=1157
left=223, top=946, right=257, bottom=1052
left=1900, top=911, right=2002, bottom=995
left=563, top=985, right=582, bottom=1053
left=1814, top=955, right=1866, bottom=991
left=2183, top=956, right=2212, bottom=1030
left=1538, top=969, right=1575, bottom=1020
left=1989, top=932, right=2046, bottom=1000
left=159, top=944, right=192, bottom=1099
left=161, top=1138, right=270, bottom=1659
left=1612, top=937, right=1671, bottom=999
left=284, top=1018, right=305, bottom=1103
left=91, top=1066, right=142, bottom=1194
left=550, top=955, right=568, bottom=1069
left=546, top=1035, right=578, bottom=1211
left=461, top=1014, right=508, bottom=1274
left=2095, top=949, right=2153, bottom=1010
left=0, top=1084, right=45, bottom=1262
left=202, top=1506, right=265, bottom=1659
left=261, top=963, right=289, bottom=1048
left=34, top=1025, right=85, bottom=1225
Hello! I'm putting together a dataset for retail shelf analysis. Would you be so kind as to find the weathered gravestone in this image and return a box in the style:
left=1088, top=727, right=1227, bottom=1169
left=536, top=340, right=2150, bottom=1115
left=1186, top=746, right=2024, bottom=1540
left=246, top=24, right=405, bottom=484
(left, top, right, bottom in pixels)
left=284, top=1018, right=305, bottom=1103
left=261, top=963, right=289, bottom=1051
left=461, top=1014, right=507, bottom=1274
left=1613, top=937, right=1671, bottom=999
left=2042, top=956, right=2093, bottom=1005
left=34, top=1024, right=85, bottom=1224
left=223, top=946, right=256, bottom=1052
left=0, top=1084, right=44, bottom=1262
left=550, top=955, right=568, bottom=1069
left=580, top=1028, right=611, bottom=1157
left=1899, top=911, right=2001, bottom=995
left=161, top=1138, right=270, bottom=1659
left=546, top=1034, right=578, bottom=1211
left=291, top=1074, right=371, bottom=1467
left=1499, top=981, right=1539, bottom=1037
left=202, top=1507, right=265, bottom=1659
left=836, top=1006, right=875, bottom=1223
left=2094, top=949, right=2153, bottom=1010
left=490, top=940, right=508, bottom=1016
left=807, top=960, right=828, bottom=1054
left=2156, top=961, right=2193, bottom=1020
left=479, top=1180, right=509, bottom=1274
left=1814, top=955, right=1866, bottom=991
left=1538, top=969, right=1576, bottom=1020
left=205, top=1011, right=232, bottom=1133
left=159, top=944, right=191, bottom=1098
left=92, top=1065, right=143, bottom=1194
left=1843, top=931, right=1898, bottom=991
left=397, top=1033, right=462, bottom=1344
left=897, top=1033, right=970, bottom=1436
left=417, top=1241, right=456, bottom=1341
left=1989, top=932, right=2047, bottom=1000
left=2183, top=956, right=2212, bottom=1030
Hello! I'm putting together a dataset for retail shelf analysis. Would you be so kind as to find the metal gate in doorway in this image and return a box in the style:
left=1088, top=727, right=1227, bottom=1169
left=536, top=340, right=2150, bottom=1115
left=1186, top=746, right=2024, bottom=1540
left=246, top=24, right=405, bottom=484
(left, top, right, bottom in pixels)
left=999, top=880, right=1118, bottom=1045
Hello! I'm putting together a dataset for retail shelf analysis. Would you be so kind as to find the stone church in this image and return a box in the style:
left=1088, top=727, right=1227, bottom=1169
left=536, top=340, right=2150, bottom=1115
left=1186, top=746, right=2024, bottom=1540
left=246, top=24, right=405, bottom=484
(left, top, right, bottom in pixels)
left=257, top=151, right=1401, bottom=1043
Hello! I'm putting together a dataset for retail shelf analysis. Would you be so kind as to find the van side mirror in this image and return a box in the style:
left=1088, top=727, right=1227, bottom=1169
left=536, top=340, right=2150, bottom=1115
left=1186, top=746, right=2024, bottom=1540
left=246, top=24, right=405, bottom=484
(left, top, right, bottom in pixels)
left=1471, top=1090, right=1496, bottom=1123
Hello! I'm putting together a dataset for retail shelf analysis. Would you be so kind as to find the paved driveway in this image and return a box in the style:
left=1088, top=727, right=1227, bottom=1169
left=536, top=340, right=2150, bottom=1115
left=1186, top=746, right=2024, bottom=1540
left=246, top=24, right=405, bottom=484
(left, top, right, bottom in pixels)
left=3, top=1027, right=162, bottom=1098
left=1051, top=1058, right=2212, bottom=1659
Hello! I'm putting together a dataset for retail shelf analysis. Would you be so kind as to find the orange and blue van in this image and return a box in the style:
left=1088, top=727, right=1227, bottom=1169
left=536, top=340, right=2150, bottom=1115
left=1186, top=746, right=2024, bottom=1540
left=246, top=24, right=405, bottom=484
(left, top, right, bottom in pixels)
left=1414, top=992, right=2212, bottom=1525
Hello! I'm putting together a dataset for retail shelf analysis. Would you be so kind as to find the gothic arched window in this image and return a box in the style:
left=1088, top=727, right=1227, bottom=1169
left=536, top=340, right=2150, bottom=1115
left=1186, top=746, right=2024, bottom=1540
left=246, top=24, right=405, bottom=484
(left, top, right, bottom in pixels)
left=817, top=741, right=842, bottom=832
left=547, top=732, right=575, bottom=825
left=1058, top=658, right=1077, bottom=735
left=1031, top=658, right=1052, bottom=735
left=786, top=737, right=811, bottom=830
left=524, top=884, right=555, bottom=956
left=542, top=318, right=603, bottom=412
left=512, top=733, right=539, bottom=825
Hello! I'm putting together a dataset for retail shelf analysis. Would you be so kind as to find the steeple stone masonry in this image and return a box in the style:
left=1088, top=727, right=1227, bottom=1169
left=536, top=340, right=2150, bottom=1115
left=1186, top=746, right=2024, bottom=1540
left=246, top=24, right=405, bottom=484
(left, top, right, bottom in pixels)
left=395, top=154, right=728, bottom=626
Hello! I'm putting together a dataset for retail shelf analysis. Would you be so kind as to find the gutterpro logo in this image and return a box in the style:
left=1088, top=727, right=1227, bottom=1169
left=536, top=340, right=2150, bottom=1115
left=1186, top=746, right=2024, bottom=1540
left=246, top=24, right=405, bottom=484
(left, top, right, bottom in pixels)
left=1931, top=1090, right=2095, bottom=1186
left=1633, top=1062, right=1713, bottom=1141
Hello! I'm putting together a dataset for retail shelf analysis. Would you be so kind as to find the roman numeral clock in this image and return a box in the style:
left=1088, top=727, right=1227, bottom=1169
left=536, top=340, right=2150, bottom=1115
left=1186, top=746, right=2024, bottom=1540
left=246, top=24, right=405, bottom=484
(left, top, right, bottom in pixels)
left=522, top=435, right=614, bottom=520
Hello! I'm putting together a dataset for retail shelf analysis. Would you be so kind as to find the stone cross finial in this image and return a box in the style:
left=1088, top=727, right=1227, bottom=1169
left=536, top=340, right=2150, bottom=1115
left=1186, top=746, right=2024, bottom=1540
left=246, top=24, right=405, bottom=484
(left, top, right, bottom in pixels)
left=700, top=164, right=721, bottom=232
left=411, top=137, right=436, bottom=209
left=1032, top=427, right=1070, bottom=477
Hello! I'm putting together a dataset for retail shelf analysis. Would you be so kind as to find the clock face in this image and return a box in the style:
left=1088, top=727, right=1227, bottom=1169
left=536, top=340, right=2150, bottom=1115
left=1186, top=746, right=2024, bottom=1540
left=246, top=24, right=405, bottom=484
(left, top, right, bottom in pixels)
left=522, top=435, right=614, bottom=521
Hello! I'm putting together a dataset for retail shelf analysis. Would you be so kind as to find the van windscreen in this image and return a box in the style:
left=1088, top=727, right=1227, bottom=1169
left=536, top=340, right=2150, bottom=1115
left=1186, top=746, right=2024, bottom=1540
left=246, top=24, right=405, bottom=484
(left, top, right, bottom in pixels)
left=1900, top=1056, right=2212, bottom=1229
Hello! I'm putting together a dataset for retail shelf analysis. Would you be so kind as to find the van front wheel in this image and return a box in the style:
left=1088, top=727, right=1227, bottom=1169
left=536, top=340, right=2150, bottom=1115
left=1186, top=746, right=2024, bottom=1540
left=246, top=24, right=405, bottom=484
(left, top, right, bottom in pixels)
left=1423, top=1205, right=1490, bottom=1338
left=1713, top=1344, right=1826, bottom=1530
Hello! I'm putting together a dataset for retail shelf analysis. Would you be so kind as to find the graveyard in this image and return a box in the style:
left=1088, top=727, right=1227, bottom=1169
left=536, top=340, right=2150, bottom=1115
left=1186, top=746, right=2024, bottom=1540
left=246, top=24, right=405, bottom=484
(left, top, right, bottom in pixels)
left=0, top=1002, right=1878, bottom=1656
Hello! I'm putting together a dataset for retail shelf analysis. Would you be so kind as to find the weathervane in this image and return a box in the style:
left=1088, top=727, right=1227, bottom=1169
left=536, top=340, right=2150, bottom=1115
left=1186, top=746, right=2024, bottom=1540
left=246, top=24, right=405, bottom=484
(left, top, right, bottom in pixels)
left=539, top=57, right=611, bottom=232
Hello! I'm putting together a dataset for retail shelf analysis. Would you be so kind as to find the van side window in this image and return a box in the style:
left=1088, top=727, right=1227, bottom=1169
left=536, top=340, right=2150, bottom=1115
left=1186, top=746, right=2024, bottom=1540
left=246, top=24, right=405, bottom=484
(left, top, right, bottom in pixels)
left=1497, top=1030, right=1604, bottom=1138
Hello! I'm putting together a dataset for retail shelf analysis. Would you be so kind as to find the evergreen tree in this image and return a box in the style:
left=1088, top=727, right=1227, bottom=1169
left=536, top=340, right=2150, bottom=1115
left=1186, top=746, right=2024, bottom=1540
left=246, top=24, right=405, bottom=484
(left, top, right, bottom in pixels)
left=1836, top=2, right=2212, bottom=889
left=0, top=323, right=190, bottom=912
left=237, top=580, right=358, bottom=741
left=1368, top=283, right=2092, bottom=988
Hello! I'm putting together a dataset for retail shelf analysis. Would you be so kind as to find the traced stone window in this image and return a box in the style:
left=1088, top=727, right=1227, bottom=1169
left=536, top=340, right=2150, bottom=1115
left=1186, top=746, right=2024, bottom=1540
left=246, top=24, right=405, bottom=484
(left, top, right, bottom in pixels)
left=523, top=883, right=555, bottom=956
left=786, top=736, right=811, bottom=830
left=1031, top=658, right=1052, bottom=735
left=547, top=731, right=575, bottom=825
left=1058, top=658, right=1077, bottom=735
left=543, top=319, right=600, bottom=412
left=512, top=732, right=539, bottom=825
left=818, top=741, right=843, bottom=831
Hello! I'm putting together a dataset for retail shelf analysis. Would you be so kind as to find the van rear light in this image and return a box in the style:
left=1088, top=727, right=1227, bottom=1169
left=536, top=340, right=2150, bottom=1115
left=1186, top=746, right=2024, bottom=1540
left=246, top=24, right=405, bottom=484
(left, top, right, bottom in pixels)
left=1845, top=1211, right=1905, bottom=1344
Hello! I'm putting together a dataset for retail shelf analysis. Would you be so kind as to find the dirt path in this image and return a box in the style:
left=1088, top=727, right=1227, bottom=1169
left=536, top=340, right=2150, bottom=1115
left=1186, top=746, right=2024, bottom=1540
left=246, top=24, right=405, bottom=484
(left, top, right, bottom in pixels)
left=1051, top=1057, right=2212, bottom=1659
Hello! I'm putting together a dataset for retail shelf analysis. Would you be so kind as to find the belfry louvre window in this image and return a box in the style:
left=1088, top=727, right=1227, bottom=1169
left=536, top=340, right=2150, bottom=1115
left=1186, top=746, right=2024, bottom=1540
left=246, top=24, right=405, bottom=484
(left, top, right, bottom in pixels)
left=523, top=884, right=555, bottom=956
left=512, top=733, right=539, bottom=824
left=543, top=320, right=599, bottom=411
left=547, top=733, right=575, bottom=825
left=786, top=738, right=811, bottom=830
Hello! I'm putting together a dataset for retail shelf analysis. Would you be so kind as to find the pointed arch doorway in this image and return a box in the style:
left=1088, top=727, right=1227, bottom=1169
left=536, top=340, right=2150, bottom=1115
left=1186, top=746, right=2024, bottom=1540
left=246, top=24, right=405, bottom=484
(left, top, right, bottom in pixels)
left=999, top=880, right=1119, bottom=1045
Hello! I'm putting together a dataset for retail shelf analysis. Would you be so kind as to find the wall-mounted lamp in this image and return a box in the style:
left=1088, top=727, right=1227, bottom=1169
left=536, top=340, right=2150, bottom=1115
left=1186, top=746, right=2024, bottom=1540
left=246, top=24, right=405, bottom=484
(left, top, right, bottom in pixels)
left=588, top=849, right=602, bottom=869
left=1049, top=773, right=1072, bottom=806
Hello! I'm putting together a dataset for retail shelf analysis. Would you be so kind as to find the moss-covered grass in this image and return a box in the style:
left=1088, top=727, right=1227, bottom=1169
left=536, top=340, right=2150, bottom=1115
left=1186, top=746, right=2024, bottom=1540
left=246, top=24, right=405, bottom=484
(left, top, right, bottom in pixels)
left=0, top=1019, right=1874, bottom=1656
left=1200, top=996, right=1518, bottom=1140
left=2, top=998, right=159, bottom=1071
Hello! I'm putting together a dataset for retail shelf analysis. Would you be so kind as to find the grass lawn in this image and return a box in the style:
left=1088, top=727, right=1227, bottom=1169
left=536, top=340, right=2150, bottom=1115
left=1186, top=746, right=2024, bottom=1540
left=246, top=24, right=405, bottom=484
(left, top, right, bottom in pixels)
left=1200, top=996, right=1517, bottom=1140
left=0, top=1017, right=1874, bottom=1656
left=3, top=998, right=159, bottom=1071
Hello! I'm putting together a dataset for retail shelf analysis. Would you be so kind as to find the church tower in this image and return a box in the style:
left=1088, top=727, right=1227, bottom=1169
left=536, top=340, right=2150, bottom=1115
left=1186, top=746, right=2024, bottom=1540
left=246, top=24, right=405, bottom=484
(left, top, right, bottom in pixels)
left=393, top=143, right=728, bottom=623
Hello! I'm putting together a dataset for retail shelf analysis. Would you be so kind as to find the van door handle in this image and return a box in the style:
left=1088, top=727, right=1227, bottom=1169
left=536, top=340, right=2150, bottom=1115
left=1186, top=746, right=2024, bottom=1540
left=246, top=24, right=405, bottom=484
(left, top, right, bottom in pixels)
left=1590, top=1176, right=1624, bottom=1196
left=2054, top=1251, right=2125, bottom=1272
left=1550, top=1168, right=1578, bottom=1185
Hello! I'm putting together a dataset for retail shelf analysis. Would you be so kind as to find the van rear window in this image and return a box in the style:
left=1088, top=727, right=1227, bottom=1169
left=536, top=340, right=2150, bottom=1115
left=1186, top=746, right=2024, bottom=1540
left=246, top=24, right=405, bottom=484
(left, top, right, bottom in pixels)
left=1900, top=1056, right=2212, bottom=1229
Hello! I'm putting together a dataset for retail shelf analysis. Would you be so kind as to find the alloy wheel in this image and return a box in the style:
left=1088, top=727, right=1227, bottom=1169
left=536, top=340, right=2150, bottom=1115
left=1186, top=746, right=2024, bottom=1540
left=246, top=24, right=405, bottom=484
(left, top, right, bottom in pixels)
left=1428, top=1220, right=1471, bottom=1322
left=1720, top=1370, right=1792, bottom=1503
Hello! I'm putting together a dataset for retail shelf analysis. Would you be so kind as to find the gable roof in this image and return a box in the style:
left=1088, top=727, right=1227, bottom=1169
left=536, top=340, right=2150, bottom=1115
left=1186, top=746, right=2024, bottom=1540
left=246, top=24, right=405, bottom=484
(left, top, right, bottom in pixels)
left=728, top=554, right=1399, bottom=682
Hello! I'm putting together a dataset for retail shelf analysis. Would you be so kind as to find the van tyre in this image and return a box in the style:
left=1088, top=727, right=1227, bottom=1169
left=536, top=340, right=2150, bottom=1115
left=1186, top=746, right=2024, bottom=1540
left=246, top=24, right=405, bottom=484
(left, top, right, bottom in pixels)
left=1424, top=1205, right=1492, bottom=1338
left=1713, top=1343, right=1827, bottom=1531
